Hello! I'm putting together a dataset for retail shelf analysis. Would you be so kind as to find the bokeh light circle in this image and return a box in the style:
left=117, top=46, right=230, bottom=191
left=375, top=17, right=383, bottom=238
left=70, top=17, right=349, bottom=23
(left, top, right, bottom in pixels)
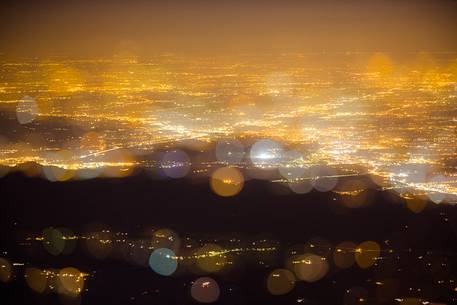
left=427, top=175, right=446, bottom=204
left=161, top=150, right=191, bottom=178
left=310, top=165, right=338, bottom=192
left=190, top=277, right=220, bottom=303
left=0, top=258, right=12, bottom=283
left=288, top=181, right=313, bottom=194
left=152, top=228, right=181, bottom=253
left=333, top=241, right=356, bottom=269
left=58, top=267, right=85, bottom=296
left=85, top=228, right=113, bottom=259
left=355, top=241, right=380, bottom=269
left=148, top=248, right=178, bottom=276
left=266, top=268, right=295, bottom=295
left=194, top=244, right=227, bottom=273
left=210, top=167, right=244, bottom=197
left=16, top=95, right=38, bottom=124
left=42, top=227, right=65, bottom=256
left=250, top=139, right=283, bottom=168
left=279, top=151, right=306, bottom=180
left=25, top=267, right=48, bottom=293
left=292, top=254, right=329, bottom=282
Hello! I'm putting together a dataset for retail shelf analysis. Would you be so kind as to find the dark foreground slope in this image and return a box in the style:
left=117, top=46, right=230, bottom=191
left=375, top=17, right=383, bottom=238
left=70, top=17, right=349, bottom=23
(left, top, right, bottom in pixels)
left=0, top=172, right=457, bottom=305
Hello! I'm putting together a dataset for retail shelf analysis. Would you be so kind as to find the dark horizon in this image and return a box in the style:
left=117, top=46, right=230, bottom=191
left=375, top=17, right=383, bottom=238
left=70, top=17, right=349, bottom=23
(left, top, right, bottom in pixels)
left=1, top=171, right=457, bottom=304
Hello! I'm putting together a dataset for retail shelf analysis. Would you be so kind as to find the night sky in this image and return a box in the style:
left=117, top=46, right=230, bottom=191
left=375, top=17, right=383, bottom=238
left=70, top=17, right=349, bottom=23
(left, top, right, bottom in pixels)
left=0, top=0, right=456, bottom=56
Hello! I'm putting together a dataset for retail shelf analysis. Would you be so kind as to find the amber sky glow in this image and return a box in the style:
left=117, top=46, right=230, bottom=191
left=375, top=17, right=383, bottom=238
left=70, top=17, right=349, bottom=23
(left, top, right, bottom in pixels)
left=1, top=0, right=456, bottom=56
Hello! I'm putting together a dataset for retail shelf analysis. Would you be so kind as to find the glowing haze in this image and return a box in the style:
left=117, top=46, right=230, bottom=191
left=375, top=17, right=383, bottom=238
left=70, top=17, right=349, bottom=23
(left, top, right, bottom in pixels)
left=0, top=0, right=456, bottom=56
